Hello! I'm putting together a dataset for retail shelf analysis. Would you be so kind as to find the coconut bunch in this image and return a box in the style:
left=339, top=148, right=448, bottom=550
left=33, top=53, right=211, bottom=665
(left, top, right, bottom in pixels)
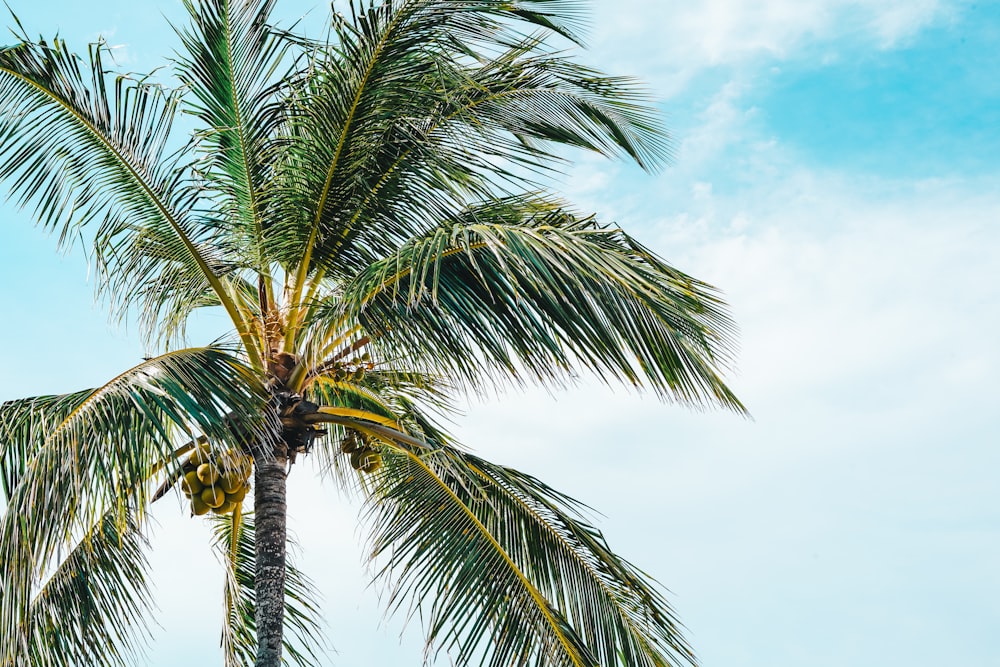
left=178, top=443, right=253, bottom=516
left=330, top=353, right=374, bottom=383
left=340, top=431, right=382, bottom=473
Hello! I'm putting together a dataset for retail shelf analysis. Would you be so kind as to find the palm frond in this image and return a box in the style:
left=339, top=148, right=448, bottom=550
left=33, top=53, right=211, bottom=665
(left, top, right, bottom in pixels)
left=0, top=511, right=154, bottom=667
left=307, top=392, right=694, bottom=666
left=212, top=510, right=328, bottom=667
left=351, top=424, right=695, bottom=667
left=301, top=358, right=457, bottom=490
left=0, top=30, right=257, bottom=358
left=0, top=389, right=92, bottom=505
left=174, top=0, right=289, bottom=280
left=290, top=32, right=667, bottom=288
left=0, top=347, right=269, bottom=662
left=334, top=197, right=743, bottom=410
left=458, top=454, right=696, bottom=667
left=363, top=442, right=600, bottom=667
left=269, top=0, right=653, bottom=327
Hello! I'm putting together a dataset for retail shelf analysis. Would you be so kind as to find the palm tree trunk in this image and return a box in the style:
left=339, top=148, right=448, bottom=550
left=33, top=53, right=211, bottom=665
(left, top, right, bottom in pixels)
left=254, top=453, right=287, bottom=667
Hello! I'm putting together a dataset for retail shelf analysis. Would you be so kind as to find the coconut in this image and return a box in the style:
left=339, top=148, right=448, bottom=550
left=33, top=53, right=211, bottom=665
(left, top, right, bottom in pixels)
left=201, top=486, right=226, bottom=509
left=213, top=499, right=238, bottom=515
left=351, top=449, right=380, bottom=472
left=228, top=485, right=248, bottom=503
left=180, top=471, right=204, bottom=496
left=349, top=450, right=364, bottom=470
left=190, top=495, right=211, bottom=516
left=187, top=451, right=210, bottom=469
left=217, top=471, right=240, bottom=493
left=187, top=441, right=213, bottom=465
left=196, top=463, right=220, bottom=486
left=360, top=453, right=382, bottom=473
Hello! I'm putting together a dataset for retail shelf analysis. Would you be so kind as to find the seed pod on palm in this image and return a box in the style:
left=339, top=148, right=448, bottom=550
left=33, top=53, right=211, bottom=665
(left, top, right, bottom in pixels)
left=341, top=434, right=360, bottom=454
left=191, top=495, right=211, bottom=516
left=213, top=499, right=238, bottom=515
left=180, top=471, right=204, bottom=497
left=360, top=453, right=382, bottom=473
left=201, top=486, right=226, bottom=509
left=196, top=463, right=220, bottom=486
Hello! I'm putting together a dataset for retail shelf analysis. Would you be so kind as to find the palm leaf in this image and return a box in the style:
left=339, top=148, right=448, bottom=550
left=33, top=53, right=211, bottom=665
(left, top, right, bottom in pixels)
left=456, top=454, right=696, bottom=667
left=304, top=390, right=696, bottom=666
left=342, top=422, right=695, bottom=667
left=293, top=32, right=667, bottom=285
left=335, top=197, right=743, bottom=410
left=269, top=0, right=653, bottom=335
left=0, top=29, right=257, bottom=357
left=0, top=347, right=269, bottom=662
left=0, top=511, right=154, bottom=667
left=0, top=389, right=92, bottom=504
left=363, top=442, right=600, bottom=667
left=174, top=0, right=289, bottom=281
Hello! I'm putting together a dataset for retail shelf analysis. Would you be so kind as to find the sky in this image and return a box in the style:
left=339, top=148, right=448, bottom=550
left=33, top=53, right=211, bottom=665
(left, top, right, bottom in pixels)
left=1, top=1, right=998, bottom=666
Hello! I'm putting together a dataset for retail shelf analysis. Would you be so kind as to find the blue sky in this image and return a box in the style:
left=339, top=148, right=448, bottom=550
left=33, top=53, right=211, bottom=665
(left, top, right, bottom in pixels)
left=1, top=1, right=998, bottom=666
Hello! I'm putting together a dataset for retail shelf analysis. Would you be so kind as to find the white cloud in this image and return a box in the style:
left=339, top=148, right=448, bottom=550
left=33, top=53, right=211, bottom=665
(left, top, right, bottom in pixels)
left=586, top=0, right=951, bottom=94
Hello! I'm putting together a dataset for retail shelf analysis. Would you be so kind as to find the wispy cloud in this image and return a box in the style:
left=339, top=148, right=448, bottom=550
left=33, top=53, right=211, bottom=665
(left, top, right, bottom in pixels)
left=585, top=0, right=951, bottom=95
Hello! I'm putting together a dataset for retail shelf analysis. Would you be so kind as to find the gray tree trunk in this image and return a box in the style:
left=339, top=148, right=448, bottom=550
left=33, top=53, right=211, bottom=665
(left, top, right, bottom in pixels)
left=254, top=454, right=287, bottom=667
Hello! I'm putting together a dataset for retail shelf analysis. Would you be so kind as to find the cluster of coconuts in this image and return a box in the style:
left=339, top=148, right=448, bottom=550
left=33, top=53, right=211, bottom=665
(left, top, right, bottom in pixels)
left=331, top=353, right=374, bottom=383
left=179, top=444, right=253, bottom=516
left=341, top=431, right=382, bottom=473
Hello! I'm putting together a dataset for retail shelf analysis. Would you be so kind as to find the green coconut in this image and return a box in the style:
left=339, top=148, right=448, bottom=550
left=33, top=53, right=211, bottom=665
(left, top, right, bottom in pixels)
left=180, top=471, right=204, bottom=496
left=349, top=450, right=364, bottom=470
left=351, top=448, right=380, bottom=472
left=219, top=470, right=243, bottom=494
left=187, top=441, right=213, bottom=467
left=190, top=495, right=211, bottom=516
left=360, top=453, right=383, bottom=474
left=212, top=499, right=238, bottom=515
left=201, top=486, right=226, bottom=509
left=196, top=463, right=220, bottom=486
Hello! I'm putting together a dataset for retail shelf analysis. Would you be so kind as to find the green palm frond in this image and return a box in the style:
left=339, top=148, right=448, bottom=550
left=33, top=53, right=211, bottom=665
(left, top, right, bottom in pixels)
left=355, top=432, right=695, bottom=667
left=212, top=510, right=328, bottom=667
left=174, top=0, right=290, bottom=279
left=1, top=511, right=154, bottom=667
left=305, top=393, right=695, bottom=667
left=335, top=196, right=742, bottom=410
left=0, top=389, right=92, bottom=504
left=0, top=347, right=269, bottom=662
left=0, top=30, right=257, bottom=357
left=458, top=455, right=695, bottom=667
left=270, top=0, right=657, bottom=320
left=291, top=33, right=666, bottom=285
left=364, top=442, right=600, bottom=667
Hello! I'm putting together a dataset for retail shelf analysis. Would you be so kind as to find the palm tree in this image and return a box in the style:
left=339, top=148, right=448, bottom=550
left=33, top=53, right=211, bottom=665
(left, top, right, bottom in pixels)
left=0, top=1, right=743, bottom=666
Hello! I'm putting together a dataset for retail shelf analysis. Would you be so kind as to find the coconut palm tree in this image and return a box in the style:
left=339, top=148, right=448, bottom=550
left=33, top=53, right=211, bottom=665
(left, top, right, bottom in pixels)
left=0, top=1, right=744, bottom=666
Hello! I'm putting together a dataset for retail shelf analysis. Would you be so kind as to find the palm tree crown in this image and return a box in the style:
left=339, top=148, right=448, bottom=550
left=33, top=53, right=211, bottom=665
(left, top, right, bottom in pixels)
left=0, top=1, right=743, bottom=666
